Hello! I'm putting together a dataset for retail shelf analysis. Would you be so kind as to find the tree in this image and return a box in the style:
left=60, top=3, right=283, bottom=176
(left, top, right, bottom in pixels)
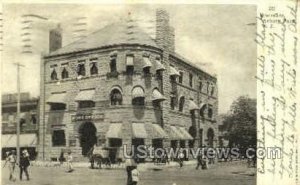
left=223, top=96, right=256, bottom=148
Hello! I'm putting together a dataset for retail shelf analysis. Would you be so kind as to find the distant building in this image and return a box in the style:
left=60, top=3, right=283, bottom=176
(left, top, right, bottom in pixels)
left=38, top=9, right=218, bottom=162
left=1, top=92, right=39, bottom=159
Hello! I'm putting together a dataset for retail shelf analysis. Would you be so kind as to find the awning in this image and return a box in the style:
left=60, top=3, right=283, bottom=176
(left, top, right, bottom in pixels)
left=152, top=124, right=168, bottom=139
left=168, top=126, right=185, bottom=140
left=126, top=56, right=134, bottom=66
left=2, top=134, right=37, bottom=148
left=143, top=57, right=152, bottom=68
left=47, top=93, right=67, bottom=104
left=106, top=123, right=123, bottom=139
left=155, top=60, right=165, bottom=71
left=132, top=86, right=145, bottom=99
left=178, top=127, right=194, bottom=140
left=74, top=89, right=95, bottom=101
left=188, top=100, right=200, bottom=111
left=132, top=123, right=147, bottom=138
left=152, top=89, right=166, bottom=101
left=170, top=66, right=180, bottom=76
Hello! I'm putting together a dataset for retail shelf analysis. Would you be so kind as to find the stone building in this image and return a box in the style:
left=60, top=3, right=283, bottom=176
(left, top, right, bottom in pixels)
left=1, top=93, right=39, bottom=159
left=38, top=9, right=218, bottom=161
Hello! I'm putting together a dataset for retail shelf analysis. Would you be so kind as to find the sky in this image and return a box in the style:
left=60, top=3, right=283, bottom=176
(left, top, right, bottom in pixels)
left=1, top=4, right=257, bottom=114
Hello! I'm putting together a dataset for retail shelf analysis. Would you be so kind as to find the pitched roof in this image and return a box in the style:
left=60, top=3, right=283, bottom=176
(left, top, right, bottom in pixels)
left=49, top=22, right=158, bottom=56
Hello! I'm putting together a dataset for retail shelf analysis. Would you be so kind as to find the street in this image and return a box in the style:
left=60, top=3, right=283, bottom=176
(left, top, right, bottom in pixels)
left=2, top=161, right=255, bottom=185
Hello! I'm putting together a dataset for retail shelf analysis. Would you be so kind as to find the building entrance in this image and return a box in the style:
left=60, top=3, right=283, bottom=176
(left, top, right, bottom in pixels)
left=79, top=122, right=97, bottom=156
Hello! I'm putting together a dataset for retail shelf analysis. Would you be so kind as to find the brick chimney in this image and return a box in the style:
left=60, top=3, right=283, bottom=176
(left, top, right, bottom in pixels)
left=49, top=24, right=62, bottom=53
left=156, top=9, right=175, bottom=52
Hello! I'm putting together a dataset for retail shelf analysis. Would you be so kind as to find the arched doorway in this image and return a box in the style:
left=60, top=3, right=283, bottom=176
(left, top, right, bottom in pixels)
left=79, top=122, right=97, bottom=156
left=207, top=128, right=214, bottom=147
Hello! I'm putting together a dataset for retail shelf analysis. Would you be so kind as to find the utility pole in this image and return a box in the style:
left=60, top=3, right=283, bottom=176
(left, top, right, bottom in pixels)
left=13, top=62, right=25, bottom=164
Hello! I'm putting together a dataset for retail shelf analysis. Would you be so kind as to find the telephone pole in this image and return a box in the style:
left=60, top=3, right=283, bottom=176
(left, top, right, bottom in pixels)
left=13, top=62, right=25, bottom=164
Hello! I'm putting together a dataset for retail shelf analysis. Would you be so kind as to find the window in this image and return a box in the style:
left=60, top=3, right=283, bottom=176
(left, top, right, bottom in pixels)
left=110, top=89, right=122, bottom=105
left=189, top=73, right=193, bottom=87
left=77, top=63, right=86, bottom=76
left=90, top=62, right=98, bottom=75
left=170, top=96, right=176, bottom=110
left=200, top=104, right=207, bottom=117
left=78, top=101, right=95, bottom=109
left=206, top=82, right=210, bottom=94
left=110, top=57, right=117, bottom=73
left=52, top=130, right=66, bottom=146
left=50, top=103, right=66, bottom=111
left=51, top=69, right=58, bottom=80
left=126, top=55, right=134, bottom=75
left=179, top=96, right=185, bottom=112
left=208, top=106, right=213, bottom=119
left=132, top=97, right=145, bottom=106
left=179, top=71, right=183, bottom=84
left=199, top=80, right=203, bottom=92
left=143, top=67, right=150, bottom=75
left=61, top=67, right=69, bottom=79
left=210, top=85, right=215, bottom=96
left=109, top=139, right=122, bottom=147
left=31, top=114, right=37, bottom=124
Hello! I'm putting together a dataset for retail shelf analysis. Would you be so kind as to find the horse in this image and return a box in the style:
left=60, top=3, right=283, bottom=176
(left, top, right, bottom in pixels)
left=87, top=147, right=112, bottom=169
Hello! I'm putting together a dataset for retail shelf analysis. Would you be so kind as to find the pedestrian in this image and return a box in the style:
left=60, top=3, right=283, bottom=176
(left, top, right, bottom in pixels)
left=131, top=166, right=139, bottom=185
left=66, top=151, right=74, bottom=172
left=3, top=150, right=17, bottom=181
left=125, top=156, right=136, bottom=185
left=178, top=150, right=184, bottom=168
left=59, top=151, right=65, bottom=166
left=195, top=153, right=203, bottom=170
left=20, top=150, right=30, bottom=181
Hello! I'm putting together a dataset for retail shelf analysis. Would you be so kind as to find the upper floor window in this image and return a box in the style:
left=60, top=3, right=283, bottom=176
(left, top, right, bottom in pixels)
left=90, top=62, right=98, bottom=75
left=179, top=96, right=185, bottom=112
left=110, top=88, right=123, bottom=105
left=200, top=104, right=207, bottom=117
left=126, top=55, right=134, bottom=75
left=208, top=106, right=213, bottom=119
left=51, top=69, right=58, bottom=80
left=52, top=130, right=66, bottom=146
left=77, top=63, right=86, bottom=76
left=50, top=103, right=66, bottom=111
left=207, top=82, right=210, bottom=94
left=61, top=67, right=69, bottom=79
left=179, top=71, right=183, bottom=84
left=132, top=86, right=145, bottom=106
left=31, top=114, right=37, bottom=124
left=189, top=73, right=193, bottom=87
left=199, top=80, right=203, bottom=92
left=78, top=101, right=95, bottom=109
left=210, top=85, right=215, bottom=96
left=110, top=57, right=117, bottom=73
left=170, top=96, right=176, bottom=110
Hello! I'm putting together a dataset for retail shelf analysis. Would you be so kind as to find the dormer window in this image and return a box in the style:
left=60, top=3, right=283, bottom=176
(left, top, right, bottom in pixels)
left=90, top=62, right=98, bottom=75
left=61, top=67, right=69, bottom=79
left=51, top=69, right=58, bottom=80
left=77, top=62, right=86, bottom=76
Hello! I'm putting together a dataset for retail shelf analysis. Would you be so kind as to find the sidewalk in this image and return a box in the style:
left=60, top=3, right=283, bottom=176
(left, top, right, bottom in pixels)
left=30, top=160, right=199, bottom=171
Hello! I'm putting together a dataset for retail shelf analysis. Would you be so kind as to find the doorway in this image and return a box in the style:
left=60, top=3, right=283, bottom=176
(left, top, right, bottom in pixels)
left=79, top=122, right=97, bottom=156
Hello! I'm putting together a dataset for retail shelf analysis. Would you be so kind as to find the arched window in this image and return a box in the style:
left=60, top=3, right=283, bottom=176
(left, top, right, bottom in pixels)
left=110, top=88, right=123, bottom=105
left=51, top=69, right=58, bottom=80
left=132, top=86, right=145, bottom=106
left=179, top=96, right=185, bottom=112
left=110, top=57, right=117, bottom=73
left=208, top=107, right=213, bottom=119
left=90, top=62, right=98, bottom=75
left=61, top=67, right=69, bottom=79
left=200, top=104, right=207, bottom=117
